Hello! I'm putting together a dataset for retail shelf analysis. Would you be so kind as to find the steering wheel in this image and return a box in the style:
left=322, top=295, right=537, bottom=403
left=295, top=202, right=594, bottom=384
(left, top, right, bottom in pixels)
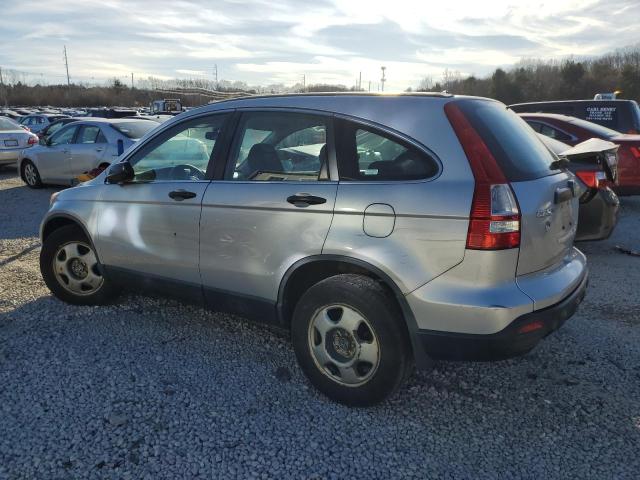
left=170, top=164, right=205, bottom=181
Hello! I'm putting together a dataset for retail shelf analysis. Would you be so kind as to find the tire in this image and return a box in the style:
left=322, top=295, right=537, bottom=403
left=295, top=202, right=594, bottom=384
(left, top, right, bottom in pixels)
left=291, top=274, right=413, bottom=406
left=40, top=225, right=118, bottom=305
left=22, top=160, right=42, bottom=188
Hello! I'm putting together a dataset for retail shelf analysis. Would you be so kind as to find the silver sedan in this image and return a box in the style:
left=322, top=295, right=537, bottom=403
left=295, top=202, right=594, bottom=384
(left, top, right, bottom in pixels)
left=18, top=118, right=158, bottom=188
left=0, top=117, right=39, bottom=168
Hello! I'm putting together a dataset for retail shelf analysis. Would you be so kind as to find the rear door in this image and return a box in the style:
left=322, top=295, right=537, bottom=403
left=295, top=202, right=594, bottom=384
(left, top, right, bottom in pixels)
left=199, top=110, right=337, bottom=308
left=457, top=99, right=579, bottom=275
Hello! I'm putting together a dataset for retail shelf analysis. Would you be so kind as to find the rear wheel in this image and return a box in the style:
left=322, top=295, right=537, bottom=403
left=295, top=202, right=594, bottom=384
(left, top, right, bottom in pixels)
left=291, top=274, right=413, bottom=406
left=22, top=160, right=42, bottom=188
left=40, top=225, right=117, bottom=305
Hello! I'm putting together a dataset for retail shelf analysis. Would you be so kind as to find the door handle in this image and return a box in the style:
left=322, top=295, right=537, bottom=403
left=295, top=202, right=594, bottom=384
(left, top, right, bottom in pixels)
left=95, top=148, right=104, bottom=152
left=287, top=194, right=327, bottom=206
left=168, top=190, right=197, bottom=201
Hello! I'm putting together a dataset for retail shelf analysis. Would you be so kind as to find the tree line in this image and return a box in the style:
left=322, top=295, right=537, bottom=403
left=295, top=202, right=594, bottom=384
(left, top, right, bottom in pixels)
left=412, top=47, right=640, bottom=104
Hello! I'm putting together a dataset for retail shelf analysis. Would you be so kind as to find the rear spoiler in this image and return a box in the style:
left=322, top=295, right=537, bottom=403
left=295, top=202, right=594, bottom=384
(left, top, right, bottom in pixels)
left=560, top=138, right=619, bottom=183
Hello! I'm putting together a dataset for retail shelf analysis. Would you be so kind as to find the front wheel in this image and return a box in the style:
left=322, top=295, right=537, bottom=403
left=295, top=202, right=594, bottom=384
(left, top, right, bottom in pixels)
left=40, top=225, right=118, bottom=305
left=291, top=274, right=413, bottom=406
left=22, top=160, right=42, bottom=188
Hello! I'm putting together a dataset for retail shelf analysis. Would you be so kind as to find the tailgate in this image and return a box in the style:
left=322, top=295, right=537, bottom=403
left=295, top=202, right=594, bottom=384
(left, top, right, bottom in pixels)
left=512, top=172, right=578, bottom=275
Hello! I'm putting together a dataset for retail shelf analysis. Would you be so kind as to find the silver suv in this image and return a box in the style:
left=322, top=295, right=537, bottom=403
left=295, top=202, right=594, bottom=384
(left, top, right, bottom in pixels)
left=39, top=94, right=588, bottom=406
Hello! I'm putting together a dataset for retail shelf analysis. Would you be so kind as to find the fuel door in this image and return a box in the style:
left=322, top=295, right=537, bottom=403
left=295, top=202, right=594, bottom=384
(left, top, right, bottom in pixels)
left=363, top=203, right=396, bottom=238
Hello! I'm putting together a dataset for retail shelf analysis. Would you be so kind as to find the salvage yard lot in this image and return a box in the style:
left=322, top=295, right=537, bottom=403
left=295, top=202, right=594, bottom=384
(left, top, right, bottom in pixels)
left=0, top=168, right=639, bottom=479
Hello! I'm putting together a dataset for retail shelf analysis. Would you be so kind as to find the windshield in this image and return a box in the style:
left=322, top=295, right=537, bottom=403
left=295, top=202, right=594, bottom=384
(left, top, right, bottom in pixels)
left=111, top=121, right=156, bottom=139
left=566, top=117, right=620, bottom=138
left=0, top=117, right=20, bottom=131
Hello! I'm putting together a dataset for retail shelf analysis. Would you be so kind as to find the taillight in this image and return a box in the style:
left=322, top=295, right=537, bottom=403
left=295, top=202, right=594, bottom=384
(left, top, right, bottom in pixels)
left=445, top=102, right=520, bottom=250
left=27, top=135, right=38, bottom=145
left=575, top=170, right=606, bottom=189
left=630, top=146, right=640, bottom=159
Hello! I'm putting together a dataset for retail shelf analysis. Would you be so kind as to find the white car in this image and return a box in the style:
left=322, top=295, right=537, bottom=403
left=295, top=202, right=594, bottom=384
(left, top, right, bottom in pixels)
left=18, top=118, right=157, bottom=188
left=0, top=117, right=38, bottom=168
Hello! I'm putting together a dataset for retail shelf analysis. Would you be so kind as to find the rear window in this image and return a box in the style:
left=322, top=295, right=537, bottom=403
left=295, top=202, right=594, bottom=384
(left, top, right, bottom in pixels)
left=0, top=118, right=19, bottom=130
left=565, top=117, right=620, bottom=139
left=457, top=100, right=559, bottom=182
left=111, top=121, right=156, bottom=139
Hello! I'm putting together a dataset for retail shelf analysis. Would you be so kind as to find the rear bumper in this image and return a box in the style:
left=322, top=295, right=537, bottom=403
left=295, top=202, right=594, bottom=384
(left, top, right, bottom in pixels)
left=0, top=149, right=22, bottom=164
left=415, top=269, right=588, bottom=361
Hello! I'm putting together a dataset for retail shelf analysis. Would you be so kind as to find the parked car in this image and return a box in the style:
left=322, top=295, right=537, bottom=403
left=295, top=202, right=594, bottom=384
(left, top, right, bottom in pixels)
left=537, top=134, right=619, bottom=241
left=510, top=99, right=640, bottom=134
left=37, top=117, right=84, bottom=142
left=0, top=117, right=38, bottom=168
left=18, top=118, right=157, bottom=188
left=87, top=108, right=138, bottom=119
left=0, top=109, right=23, bottom=121
left=19, top=114, right=70, bottom=134
left=39, top=94, right=588, bottom=406
left=519, top=113, right=640, bottom=195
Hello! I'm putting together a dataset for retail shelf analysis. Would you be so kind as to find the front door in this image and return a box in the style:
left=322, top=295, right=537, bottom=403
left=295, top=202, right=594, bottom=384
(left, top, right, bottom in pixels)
left=199, top=110, right=337, bottom=313
left=37, top=124, right=78, bottom=183
left=94, top=113, right=230, bottom=298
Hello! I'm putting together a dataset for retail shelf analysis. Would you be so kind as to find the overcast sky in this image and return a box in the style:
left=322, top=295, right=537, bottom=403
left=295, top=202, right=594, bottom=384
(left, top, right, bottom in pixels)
left=0, top=0, right=638, bottom=90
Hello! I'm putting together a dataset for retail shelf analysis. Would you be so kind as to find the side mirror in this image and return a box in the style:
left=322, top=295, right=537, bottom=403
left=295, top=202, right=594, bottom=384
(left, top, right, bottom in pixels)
left=105, top=161, right=134, bottom=184
left=117, top=138, right=124, bottom=156
left=205, top=130, right=219, bottom=141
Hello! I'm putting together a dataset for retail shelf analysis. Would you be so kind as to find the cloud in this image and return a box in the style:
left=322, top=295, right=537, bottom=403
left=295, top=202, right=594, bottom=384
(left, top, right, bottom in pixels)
left=0, top=0, right=638, bottom=90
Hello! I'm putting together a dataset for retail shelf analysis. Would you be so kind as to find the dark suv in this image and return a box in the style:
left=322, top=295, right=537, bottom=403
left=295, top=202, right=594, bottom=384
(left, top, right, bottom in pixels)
left=510, top=100, right=640, bottom=134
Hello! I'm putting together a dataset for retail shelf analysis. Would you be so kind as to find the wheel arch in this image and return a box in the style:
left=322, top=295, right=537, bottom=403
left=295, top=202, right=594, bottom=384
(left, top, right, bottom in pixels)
left=277, top=255, right=432, bottom=369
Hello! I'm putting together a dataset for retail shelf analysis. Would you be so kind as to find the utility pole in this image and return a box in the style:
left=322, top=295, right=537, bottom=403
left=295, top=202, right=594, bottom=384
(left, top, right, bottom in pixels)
left=358, top=71, right=362, bottom=91
left=302, top=74, right=306, bottom=91
left=213, top=64, right=218, bottom=86
left=368, top=80, right=371, bottom=92
left=63, top=45, right=71, bottom=87
left=0, top=66, right=6, bottom=107
left=131, top=72, right=134, bottom=89
left=380, top=66, right=386, bottom=92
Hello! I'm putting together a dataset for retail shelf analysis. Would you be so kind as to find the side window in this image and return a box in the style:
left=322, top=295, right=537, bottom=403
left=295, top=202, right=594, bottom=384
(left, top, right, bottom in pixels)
left=49, top=125, right=78, bottom=146
left=226, top=112, right=328, bottom=182
left=128, top=114, right=227, bottom=182
left=47, top=122, right=64, bottom=136
left=540, top=124, right=572, bottom=142
left=37, top=116, right=45, bottom=124
left=336, top=121, right=438, bottom=181
left=76, top=125, right=101, bottom=144
left=526, top=121, right=543, bottom=133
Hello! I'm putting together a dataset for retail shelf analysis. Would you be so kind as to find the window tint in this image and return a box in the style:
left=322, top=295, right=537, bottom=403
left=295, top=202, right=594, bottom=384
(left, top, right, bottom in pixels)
left=49, top=125, right=77, bottom=146
left=76, top=125, right=101, bottom=144
left=128, top=114, right=226, bottom=182
left=539, top=124, right=572, bottom=142
left=336, top=121, right=438, bottom=181
left=227, top=112, right=328, bottom=182
left=457, top=100, right=559, bottom=181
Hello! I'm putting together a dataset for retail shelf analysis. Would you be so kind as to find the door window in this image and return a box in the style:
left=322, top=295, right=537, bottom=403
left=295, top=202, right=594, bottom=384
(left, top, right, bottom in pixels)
left=226, top=112, right=328, bottom=181
left=539, top=124, right=572, bottom=142
left=48, top=125, right=78, bottom=146
left=336, top=121, right=438, bottom=181
left=127, top=114, right=227, bottom=182
left=76, top=125, right=102, bottom=144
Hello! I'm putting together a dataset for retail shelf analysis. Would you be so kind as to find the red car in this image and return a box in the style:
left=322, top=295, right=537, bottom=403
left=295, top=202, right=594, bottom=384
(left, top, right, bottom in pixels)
left=519, top=113, right=640, bottom=195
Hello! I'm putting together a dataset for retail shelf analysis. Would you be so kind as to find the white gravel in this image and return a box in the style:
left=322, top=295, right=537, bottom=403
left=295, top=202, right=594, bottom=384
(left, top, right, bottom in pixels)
left=1, top=166, right=639, bottom=479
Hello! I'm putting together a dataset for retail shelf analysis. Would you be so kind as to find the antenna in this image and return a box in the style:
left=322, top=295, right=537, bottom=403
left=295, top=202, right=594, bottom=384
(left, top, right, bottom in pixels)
left=63, top=45, right=70, bottom=87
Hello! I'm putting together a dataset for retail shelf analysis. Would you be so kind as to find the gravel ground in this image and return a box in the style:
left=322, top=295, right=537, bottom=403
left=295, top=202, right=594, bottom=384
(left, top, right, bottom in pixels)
left=1, top=167, right=639, bottom=479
